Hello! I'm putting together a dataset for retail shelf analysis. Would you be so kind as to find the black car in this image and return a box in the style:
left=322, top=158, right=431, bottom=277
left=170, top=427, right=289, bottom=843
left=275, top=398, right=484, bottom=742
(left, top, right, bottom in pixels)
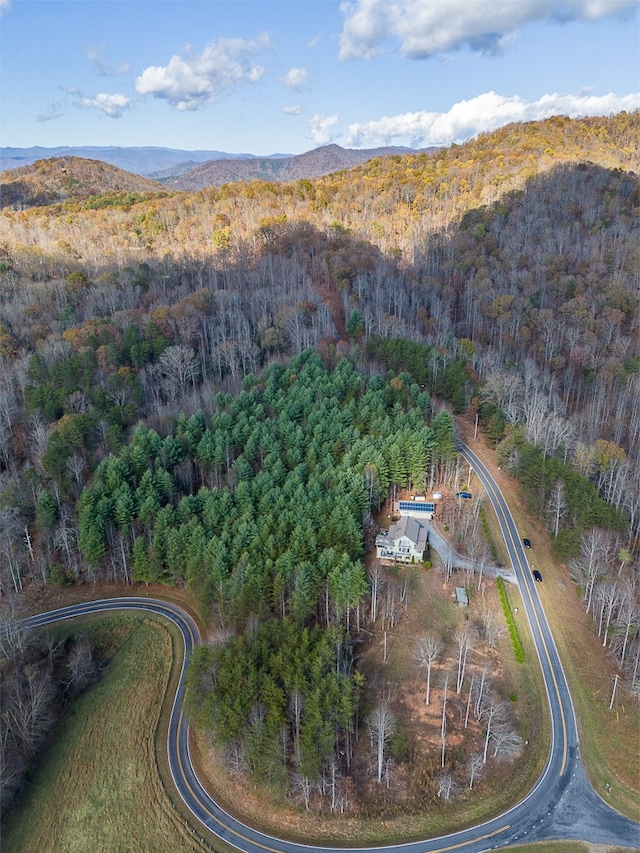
left=533, top=570, right=542, bottom=582
left=456, top=491, right=473, bottom=499
left=523, top=538, right=531, bottom=549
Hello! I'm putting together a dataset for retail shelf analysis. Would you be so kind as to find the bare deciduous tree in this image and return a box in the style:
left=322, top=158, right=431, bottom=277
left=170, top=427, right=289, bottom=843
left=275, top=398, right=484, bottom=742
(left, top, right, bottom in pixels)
left=65, top=634, right=96, bottom=694
left=367, top=702, right=396, bottom=784
left=437, top=770, right=456, bottom=800
left=481, top=693, right=507, bottom=764
left=414, top=634, right=442, bottom=706
left=569, top=528, right=616, bottom=614
left=66, top=453, right=87, bottom=488
left=468, top=752, right=484, bottom=790
left=474, top=666, right=491, bottom=720
left=481, top=607, right=505, bottom=647
left=53, top=510, right=79, bottom=578
left=547, top=479, right=568, bottom=537
left=290, top=772, right=312, bottom=810
left=6, top=669, right=54, bottom=750
left=491, top=720, right=521, bottom=761
left=613, top=575, right=640, bottom=664
left=455, top=629, right=474, bottom=694
left=159, top=344, right=197, bottom=398
left=368, top=563, right=385, bottom=624
left=594, top=580, right=620, bottom=647
left=474, top=541, right=492, bottom=591
left=288, top=688, right=304, bottom=766
left=441, top=671, right=451, bottom=768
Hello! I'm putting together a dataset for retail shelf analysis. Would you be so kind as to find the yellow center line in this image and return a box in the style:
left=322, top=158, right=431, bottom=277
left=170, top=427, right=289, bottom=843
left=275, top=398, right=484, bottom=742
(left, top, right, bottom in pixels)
left=525, top=587, right=569, bottom=776
left=173, top=705, right=287, bottom=853
left=467, top=449, right=569, bottom=778
left=429, top=824, right=510, bottom=852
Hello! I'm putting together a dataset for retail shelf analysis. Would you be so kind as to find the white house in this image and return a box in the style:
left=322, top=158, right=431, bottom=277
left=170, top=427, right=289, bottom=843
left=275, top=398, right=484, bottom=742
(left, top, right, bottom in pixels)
left=376, top=515, right=428, bottom=563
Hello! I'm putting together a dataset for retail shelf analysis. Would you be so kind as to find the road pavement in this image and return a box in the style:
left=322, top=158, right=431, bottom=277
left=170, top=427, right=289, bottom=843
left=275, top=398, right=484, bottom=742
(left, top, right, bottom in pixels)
left=22, top=447, right=640, bottom=852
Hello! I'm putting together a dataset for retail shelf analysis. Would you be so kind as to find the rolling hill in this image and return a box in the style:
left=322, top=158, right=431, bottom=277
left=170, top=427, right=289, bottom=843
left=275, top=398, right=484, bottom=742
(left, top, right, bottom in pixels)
left=0, top=157, right=165, bottom=210
left=163, top=143, right=428, bottom=188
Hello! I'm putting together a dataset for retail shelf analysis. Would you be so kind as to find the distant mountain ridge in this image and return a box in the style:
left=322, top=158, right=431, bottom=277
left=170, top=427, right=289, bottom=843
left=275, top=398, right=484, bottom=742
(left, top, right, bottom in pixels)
left=0, top=146, right=258, bottom=176
left=0, top=144, right=429, bottom=209
left=0, top=144, right=424, bottom=186
left=163, top=144, right=429, bottom=189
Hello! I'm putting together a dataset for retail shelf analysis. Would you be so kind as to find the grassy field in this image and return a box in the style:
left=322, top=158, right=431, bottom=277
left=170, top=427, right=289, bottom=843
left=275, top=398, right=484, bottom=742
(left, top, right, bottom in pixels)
left=1, top=617, right=222, bottom=853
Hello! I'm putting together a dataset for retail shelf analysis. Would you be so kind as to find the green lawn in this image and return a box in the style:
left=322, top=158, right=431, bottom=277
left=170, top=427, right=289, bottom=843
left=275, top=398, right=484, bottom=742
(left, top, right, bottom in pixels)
left=2, top=618, right=218, bottom=853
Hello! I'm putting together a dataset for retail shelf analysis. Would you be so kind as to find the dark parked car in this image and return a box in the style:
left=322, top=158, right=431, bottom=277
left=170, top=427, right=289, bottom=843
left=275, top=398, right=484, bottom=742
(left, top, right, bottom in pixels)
left=455, top=491, right=472, bottom=499
left=533, top=570, right=542, bottom=582
left=523, top=538, right=531, bottom=549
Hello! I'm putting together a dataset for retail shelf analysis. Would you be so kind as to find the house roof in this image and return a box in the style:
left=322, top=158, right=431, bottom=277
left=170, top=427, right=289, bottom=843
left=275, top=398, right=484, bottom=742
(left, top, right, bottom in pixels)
left=388, top=515, right=428, bottom=551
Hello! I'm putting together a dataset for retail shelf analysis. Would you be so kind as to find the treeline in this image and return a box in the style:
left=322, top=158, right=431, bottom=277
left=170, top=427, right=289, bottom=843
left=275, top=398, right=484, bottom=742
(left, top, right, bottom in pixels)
left=494, top=429, right=627, bottom=556
left=0, top=607, right=99, bottom=818
left=187, top=619, right=357, bottom=795
left=569, top=527, right=639, bottom=695
left=490, top=432, right=638, bottom=693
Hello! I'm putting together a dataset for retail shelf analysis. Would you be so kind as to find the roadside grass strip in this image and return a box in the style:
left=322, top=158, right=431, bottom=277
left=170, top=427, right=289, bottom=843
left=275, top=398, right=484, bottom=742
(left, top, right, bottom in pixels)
left=496, top=576, right=525, bottom=663
left=479, top=505, right=499, bottom=562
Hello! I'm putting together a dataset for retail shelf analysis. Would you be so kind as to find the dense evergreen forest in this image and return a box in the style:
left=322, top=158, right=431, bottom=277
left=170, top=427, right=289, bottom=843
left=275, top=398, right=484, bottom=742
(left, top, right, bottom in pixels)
left=0, top=112, right=638, bottom=817
left=75, top=353, right=451, bottom=600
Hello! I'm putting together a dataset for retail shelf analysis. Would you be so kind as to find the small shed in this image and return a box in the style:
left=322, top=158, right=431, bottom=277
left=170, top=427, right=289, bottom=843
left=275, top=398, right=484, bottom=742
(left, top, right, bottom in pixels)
left=455, top=587, right=469, bottom=607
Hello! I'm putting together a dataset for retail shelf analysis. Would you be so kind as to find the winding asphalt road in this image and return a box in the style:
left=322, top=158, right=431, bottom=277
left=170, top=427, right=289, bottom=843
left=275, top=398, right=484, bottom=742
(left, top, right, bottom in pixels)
left=23, top=443, right=640, bottom=852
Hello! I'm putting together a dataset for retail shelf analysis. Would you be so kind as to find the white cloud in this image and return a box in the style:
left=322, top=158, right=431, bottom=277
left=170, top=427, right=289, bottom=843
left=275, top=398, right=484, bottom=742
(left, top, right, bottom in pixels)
left=0, top=0, right=10, bottom=16
left=307, top=113, right=341, bottom=145
left=282, top=104, right=304, bottom=115
left=37, top=102, right=65, bottom=123
left=280, top=67, right=310, bottom=90
left=85, top=46, right=130, bottom=77
left=345, top=90, right=640, bottom=147
left=339, top=0, right=638, bottom=59
left=135, top=35, right=270, bottom=111
left=77, top=93, right=131, bottom=119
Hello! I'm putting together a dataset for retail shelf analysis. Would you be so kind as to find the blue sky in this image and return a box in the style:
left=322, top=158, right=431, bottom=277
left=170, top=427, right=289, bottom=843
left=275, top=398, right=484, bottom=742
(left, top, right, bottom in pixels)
left=2, top=0, right=639, bottom=155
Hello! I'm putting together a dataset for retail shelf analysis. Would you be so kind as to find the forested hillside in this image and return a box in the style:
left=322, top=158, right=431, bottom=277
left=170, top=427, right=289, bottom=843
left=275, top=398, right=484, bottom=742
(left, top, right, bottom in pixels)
left=0, top=156, right=165, bottom=210
left=0, top=112, right=638, bottom=816
left=0, top=111, right=638, bottom=596
left=0, top=143, right=422, bottom=183
left=165, top=142, right=427, bottom=189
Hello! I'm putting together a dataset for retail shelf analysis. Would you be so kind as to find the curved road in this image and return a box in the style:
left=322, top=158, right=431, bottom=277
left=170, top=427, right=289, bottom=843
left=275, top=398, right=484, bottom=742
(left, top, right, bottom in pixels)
left=23, top=445, right=639, bottom=852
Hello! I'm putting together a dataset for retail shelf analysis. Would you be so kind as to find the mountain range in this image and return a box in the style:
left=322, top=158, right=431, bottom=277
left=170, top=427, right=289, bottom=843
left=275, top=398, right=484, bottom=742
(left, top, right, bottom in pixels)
left=0, top=143, right=424, bottom=190
left=0, top=145, right=260, bottom=176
